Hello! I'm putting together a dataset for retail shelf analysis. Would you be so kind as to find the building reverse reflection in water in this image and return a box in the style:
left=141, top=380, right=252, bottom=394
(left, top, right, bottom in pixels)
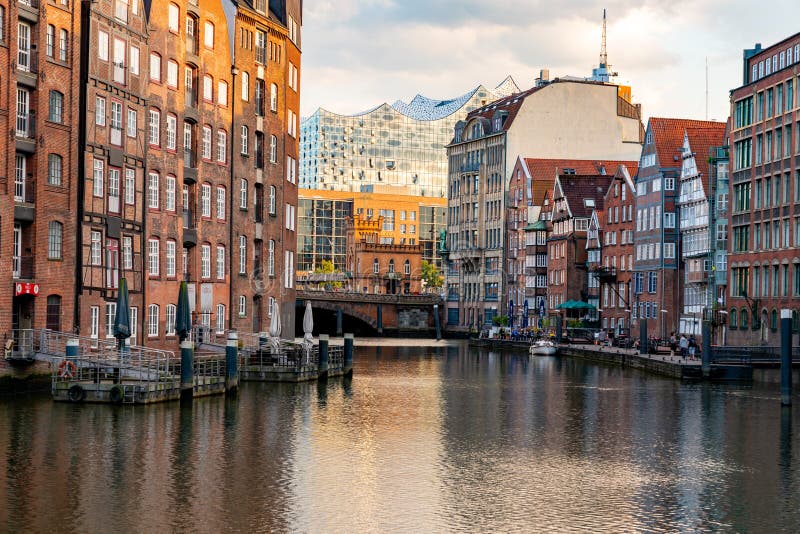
left=0, top=341, right=799, bottom=531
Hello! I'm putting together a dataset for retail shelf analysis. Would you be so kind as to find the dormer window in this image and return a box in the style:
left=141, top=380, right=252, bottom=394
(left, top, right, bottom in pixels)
left=563, top=168, right=576, bottom=175
left=584, top=199, right=595, bottom=208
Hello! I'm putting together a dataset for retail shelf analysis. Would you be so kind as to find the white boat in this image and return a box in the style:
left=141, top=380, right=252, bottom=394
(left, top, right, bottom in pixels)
left=530, top=340, right=557, bottom=356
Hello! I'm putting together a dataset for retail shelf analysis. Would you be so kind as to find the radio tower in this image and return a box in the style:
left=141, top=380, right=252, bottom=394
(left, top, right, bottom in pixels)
left=600, top=8, right=608, bottom=69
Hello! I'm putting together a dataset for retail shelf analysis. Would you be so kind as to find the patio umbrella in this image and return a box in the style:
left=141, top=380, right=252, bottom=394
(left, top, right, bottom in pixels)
left=176, top=281, right=192, bottom=342
left=113, top=277, right=131, bottom=351
left=303, top=301, right=314, bottom=344
left=269, top=299, right=282, bottom=338
left=573, top=301, right=596, bottom=310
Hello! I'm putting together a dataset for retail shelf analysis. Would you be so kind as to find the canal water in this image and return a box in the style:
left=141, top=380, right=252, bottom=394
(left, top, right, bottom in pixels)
left=1, top=340, right=800, bottom=532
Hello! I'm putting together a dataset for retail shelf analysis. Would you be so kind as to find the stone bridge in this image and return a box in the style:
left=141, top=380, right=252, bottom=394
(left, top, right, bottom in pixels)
left=296, top=290, right=444, bottom=336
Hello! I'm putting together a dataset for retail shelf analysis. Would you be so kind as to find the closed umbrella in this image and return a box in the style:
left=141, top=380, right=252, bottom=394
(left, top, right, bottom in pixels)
left=269, top=299, right=282, bottom=338
left=113, top=277, right=131, bottom=352
left=303, top=301, right=314, bottom=344
left=176, top=281, right=192, bottom=342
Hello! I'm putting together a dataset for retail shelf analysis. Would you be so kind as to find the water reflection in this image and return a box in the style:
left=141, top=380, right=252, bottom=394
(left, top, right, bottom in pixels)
left=0, top=341, right=799, bottom=531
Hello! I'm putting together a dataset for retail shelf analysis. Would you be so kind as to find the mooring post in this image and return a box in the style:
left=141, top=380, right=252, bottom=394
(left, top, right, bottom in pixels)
left=180, top=340, right=194, bottom=402
left=376, top=304, right=383, bottom=334
left=336, top=308, right=343, bottom=337
left=344, top=333, right=354, bottom=376
left=781, top=309, right=792, bottom=406
left=433, top=304, right=442, bottom=340
left=226, top=331, right=239, bottom=394
left=702, top=320, right=711, bottom=379
left=556, top=317, right=562, bottom=343
left=639, top=319, right=647, bottom=355
left=319, top=334, right=329, bottom=380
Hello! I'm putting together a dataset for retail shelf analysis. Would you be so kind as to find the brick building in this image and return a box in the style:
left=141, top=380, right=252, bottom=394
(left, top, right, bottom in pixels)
left=729, top=32, right=800, bottom=345
left=1, top=0, right=81, bottom=345
left=0, top=0, right=302, bottom=351
left=546, top=174, right=612, bottom=329
left=345, top=215, right=423, bottom=295
left=633, top=118, right=724, bottom=340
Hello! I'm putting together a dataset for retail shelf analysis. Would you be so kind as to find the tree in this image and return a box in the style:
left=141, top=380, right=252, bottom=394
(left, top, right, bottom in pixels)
left=492, top=315, right=510, bottom=327
left=314, top=259, right=342, bottom=289
left=421, top=260, right=443, bottom=289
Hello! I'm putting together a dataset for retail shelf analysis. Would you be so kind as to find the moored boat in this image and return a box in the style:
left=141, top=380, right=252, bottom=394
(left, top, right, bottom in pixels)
left=530, top=340, right=557, bottom=356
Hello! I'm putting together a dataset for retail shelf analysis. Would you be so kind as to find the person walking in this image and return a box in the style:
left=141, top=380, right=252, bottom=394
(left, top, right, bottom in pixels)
left=688, top=335, right=697, bottom=360
left=679, top=334, right=688, bottom=359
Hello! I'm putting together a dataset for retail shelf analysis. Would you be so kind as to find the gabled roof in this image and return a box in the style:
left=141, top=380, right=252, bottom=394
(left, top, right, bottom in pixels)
left=553, top=175, right=614, bottom=220
left=522, top=158, right=639, bottom=207
left=603, top=164, right=636, bottom=201
left=684, top=124, right=727, bottom=194
left=647, top=118, right=726, bottom=168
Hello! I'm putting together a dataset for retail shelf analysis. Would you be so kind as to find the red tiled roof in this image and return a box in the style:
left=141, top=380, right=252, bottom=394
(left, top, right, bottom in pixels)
left=554, top=175, right=614, bottom=219
left=648, top=118, right=726, bottom=169
left=522, top=158, right=639, bottom=206
left=685, top=124, right=727, bottom=193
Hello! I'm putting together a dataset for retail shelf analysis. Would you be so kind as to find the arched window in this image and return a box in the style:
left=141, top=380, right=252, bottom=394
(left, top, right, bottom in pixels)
left=270, top=83, right=278, bottom=112
left=49, top=90, right=63, bottom=123
left=740, top=308, right=749, bottom=329
left=203, top=21, right=215, bottom=49
left=148, top=304, right=160, bottom=337
left=46, top=295, right=62, bottom=331
left=48, top=221, right=62, bottom=259
left=48, top=154, right=62, bottom=186
left=166, top=304, right=177, bottom=336
left=389, top=259, right=395, bottom=273
left=373, top=258, right=379, bottom=274
left=216, top=304, right=225, bottom=333
left=268, top=239, right=275, bottom=276
left=241, top=71, right=249, bottom=101
left=203, top=74, right=213, bottom=101
left=270, top=134, right=277, bottom=163
left=404, top=259, right=410, bottom=275
left=771, top=309, right=779, bottom=331
left=730, top=308, right=738, bottom=328
left=269, top=185, right=276, bottom=215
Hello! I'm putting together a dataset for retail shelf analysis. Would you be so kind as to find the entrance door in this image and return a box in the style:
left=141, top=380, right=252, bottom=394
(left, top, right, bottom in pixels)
left=17, top=23, right=30, bottom=71
left=16, top=88, right=29, bottom=136
left=12, top=224, right=22, bottom=277
left=253, top=296, right=262, bottom=333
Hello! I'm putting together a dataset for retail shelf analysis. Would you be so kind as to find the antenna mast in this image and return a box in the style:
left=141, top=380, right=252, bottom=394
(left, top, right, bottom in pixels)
left=705, top=57, right=709, bottom=120
left=600, top=9, right=608, bottom=68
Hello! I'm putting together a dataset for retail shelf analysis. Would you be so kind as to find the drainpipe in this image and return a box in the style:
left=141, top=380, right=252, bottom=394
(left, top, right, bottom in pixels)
left=228, top=65, right=238, bottom=330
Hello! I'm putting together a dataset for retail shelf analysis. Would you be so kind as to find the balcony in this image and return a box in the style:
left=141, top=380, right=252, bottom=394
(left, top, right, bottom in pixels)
left=459, top=162, right=480, bottom=173
left=16, top=49, right=38, bottom=88
left=16, top=111, right=37, bottom=153
left=14, top=178, right=35, bottom=222
left=182, top=209, right=197, bottom=247
left=590, top=266, right=617, bottom=283
left=12, top=255, right=35, bottom=280
left=183, top=149, right=197, bottom=183
left=17, top=0, right=39, bottom=23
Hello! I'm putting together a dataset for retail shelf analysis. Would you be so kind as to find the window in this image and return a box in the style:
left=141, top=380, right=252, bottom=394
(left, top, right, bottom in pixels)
left=241, top=71, right=249, bottom=101
left=168, top=3, right=179, bottom=33
left=46, top=295, right=62, bottom=332
left=165, top=175, right=176, bottom=211
left=269, top=185, right=276, bottom=215
left=268, top=240, right=275, bottom=276
left=238, top=296, right=246, bottom=317
left=149, top=53, right=161, bottom=82
left=404, top=260, right=411, bottom=275
left=105, top=303, right=117, bottom=338
left=239, top=236, right=246, bottom=274
left=130, top=46, right=139, bottom=76
left=125, top=168, right=135, bottom=205
left=217, top=130, right=227, bottom=163
left=48, top=154, right=62, bottom=186
left=166, top=304, right=176, bottom=336
left=95, top=97, right=106, bottom=126
left=167, top=60, right=178, bottom=88
left=48, top=91, right=63, bottom=123
left=166, top=240, right=176, bottom=277
left=0, top=6, right=6, bottom=43
left=108, top=168, right=120, bottom=213
left=203, top=21, right=214, bottom=49
left=148, top=238, right=159, bottom=276
left=240, top=179, right=248, bottom=209
left=90, top=231, right=102, bottom=265
left=202, top=125, right=212, bottom=159
left=148, top=109, right=160, bottom=146
left=255, top=79, right=265, bottom=116
left=288, top=63, right=298, bottom=92
left=270, top=135, right=277, bottom=163
left=217, top=245, right=225, bottom=279
left=48, top=221, right=62, bottom=259
left=123, top=236, right=133, bottom=270
left=201, top=183, right=211, bottom=217
left=148, top=304, right=159, bottom=337
left=93, top=159, right=104, bottom=197
left=255, top=30, right=266, bottom=64
left=287, top=109, right=297, bottom=137
left=664, top=243, right=675, bottom=258
left=127, top=108, right=137, bottom=137
left=216, top=186, right=226, bottom=220
left=46, top=25, right=55, bottom=57
left=113, top=38, right=126, bottom=84
left=148, top=172, right=159, bottom=208
left=373, top=258, right=379, bottom=274
left=201, top=244, right=211, bottom=278
left=109, top=101, right=123, bottom=145
left=98, top=30, right=109, bottom=61
left=285, top=203, right=295, bottom=231
left=203, top=75, right=213, bottom=101
left=216, top=304, right=225, bottom=333
left=164, top=114, right=177, bottom=150
left=218, top=81, right=228, bottom=106
left=270, top=83, right=278, bottom=111
left=241, top=126, right=249, bottom=155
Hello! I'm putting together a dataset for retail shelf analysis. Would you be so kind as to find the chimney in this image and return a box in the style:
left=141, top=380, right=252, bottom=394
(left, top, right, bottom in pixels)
left=535, top=68, right=550, bottom=88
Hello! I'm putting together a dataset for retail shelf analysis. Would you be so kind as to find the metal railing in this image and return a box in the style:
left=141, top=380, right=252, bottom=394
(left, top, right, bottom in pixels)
left=16, top=110, right=36, bottom=139
left=14, top=177, right=35, bottom=203
left=12, top=255, right=35, bottom=279
left=17, top=48, right=38, bottom=74
left=184, top=148, right=196, bottom=168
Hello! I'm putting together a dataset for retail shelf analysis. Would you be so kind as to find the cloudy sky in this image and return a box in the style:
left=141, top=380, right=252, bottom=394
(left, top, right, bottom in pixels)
left=300, top=1, right=800, bottom=123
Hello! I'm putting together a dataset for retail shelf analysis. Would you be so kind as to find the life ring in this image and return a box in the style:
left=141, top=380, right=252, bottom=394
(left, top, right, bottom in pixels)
left=67, top=385, right=86, bottom=403
left=58, top=359, right=77, bottom=379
